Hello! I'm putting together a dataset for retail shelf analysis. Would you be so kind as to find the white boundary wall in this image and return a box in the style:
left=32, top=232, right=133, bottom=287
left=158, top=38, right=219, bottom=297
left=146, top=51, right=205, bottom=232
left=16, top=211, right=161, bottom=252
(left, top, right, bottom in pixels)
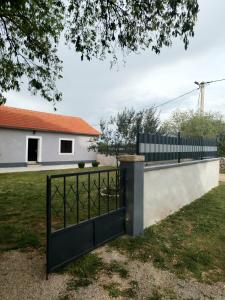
left=97, top=153, right=117, bottom=166
left=144, top=158, right=219, bottom=228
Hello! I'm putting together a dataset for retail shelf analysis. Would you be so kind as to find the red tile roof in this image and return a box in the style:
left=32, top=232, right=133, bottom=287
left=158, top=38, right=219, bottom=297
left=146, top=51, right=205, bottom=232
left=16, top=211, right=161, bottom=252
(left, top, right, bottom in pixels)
left=0, top=106, right=100, bottom=136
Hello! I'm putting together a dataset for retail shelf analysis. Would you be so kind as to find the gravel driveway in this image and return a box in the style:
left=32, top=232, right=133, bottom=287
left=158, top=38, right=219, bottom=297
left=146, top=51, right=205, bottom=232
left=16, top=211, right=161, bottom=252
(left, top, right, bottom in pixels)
left=1, top=247, right=225, bottom=300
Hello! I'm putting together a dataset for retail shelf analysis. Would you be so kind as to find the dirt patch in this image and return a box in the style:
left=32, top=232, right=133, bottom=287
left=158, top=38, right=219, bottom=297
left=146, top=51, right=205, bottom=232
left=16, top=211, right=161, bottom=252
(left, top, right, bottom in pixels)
left=94, top=247, right=128, bottom=263
left=127, top=259, right=225, bottom=299
left=96, top=246, right=225, bottom=300
left=68, top=246, right=225, bottom=300
left=219, top=173, right=225, bottom=182
left=1, top=247, right=225, bottom=300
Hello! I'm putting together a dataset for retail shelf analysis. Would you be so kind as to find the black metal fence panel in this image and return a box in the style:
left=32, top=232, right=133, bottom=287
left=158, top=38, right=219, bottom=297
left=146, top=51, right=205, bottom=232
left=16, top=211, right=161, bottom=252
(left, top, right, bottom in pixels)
left=137, top=132, right=217, bottom=162
left=46, top=168, right=126, bottom=275
left=98, top=143, right=136, bottom=156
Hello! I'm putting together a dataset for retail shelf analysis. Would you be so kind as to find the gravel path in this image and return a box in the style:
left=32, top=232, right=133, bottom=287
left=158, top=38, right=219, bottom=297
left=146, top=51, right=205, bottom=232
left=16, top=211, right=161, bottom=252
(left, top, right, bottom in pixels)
left=219, top=174, right=225, bottom=182
left=95, top=247, right=225, bottom=300
left=0, top=250, right=69, bottom=300
left=0, top=164, right=93, bottom=174
left=0, top=248, right=225, bottom=300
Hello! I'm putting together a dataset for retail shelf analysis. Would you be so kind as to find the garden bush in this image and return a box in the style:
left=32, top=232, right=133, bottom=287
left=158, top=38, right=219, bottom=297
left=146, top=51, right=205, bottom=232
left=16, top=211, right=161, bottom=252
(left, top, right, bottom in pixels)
left=92, top=161, right=100, bottom=167
left=78, top=162, right=85, bottom=168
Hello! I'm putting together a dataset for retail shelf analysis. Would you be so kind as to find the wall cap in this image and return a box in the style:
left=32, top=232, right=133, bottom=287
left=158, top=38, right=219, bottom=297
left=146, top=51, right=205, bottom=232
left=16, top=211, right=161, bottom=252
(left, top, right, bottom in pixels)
left=144, top=157, right=219, bottom=172
left=118, top=155, right=145, bottom=162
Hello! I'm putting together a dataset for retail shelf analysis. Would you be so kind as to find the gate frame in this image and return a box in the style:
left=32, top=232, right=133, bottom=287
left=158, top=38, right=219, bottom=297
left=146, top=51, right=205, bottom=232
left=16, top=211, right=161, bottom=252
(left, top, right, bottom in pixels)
left=46, top=168, right=126, bottom=278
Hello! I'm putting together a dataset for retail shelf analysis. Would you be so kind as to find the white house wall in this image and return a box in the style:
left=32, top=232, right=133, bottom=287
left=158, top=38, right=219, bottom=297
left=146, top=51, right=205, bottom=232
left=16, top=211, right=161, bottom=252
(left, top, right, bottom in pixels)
left=0, top=128, right=26, bottom=165
left=0, top=128, right=97, bottom=167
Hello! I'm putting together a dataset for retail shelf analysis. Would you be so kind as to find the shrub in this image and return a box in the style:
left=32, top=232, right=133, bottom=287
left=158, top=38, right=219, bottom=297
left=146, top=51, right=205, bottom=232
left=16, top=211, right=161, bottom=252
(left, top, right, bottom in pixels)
left=78, top=162, right=85, bottom=168
left=92, top=161, right=100, bottom=167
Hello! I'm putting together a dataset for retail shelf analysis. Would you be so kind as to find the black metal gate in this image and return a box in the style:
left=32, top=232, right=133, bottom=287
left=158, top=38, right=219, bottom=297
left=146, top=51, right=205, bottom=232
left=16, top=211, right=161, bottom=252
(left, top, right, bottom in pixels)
left=46, top=168, right=126, bottom=276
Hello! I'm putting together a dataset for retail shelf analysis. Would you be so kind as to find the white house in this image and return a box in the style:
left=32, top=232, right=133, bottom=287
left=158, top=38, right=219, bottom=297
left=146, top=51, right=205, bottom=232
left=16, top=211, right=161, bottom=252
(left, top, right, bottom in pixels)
left=0, top=106, right=100, bottom=167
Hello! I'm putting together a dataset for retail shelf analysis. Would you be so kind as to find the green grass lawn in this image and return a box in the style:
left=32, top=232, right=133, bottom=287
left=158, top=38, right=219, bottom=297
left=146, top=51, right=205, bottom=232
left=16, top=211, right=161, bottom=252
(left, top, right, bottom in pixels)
left=1, top=167, right=225, bottom=285
left=0, top=166, right=115, bottom=251
left=110, top=182, right=225, bottom=283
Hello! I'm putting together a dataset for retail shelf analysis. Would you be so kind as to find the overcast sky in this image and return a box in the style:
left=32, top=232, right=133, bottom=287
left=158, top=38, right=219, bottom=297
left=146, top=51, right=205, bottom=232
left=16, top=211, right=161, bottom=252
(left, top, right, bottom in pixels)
left=6, top=0, right=225, bottom=127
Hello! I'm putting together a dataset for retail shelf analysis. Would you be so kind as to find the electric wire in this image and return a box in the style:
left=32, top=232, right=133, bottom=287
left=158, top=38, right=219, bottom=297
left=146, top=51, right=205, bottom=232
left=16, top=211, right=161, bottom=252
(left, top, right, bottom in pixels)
left=154, top=77, right=225, bottom=110
left=205, top=78, right=225, bottom=84
left=155, top=88, right=199, bottom=109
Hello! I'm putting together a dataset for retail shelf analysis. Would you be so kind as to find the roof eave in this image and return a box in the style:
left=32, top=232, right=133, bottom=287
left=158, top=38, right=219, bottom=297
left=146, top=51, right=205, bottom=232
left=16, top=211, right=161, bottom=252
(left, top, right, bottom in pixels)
left=0, top=125, right=100, bottom=137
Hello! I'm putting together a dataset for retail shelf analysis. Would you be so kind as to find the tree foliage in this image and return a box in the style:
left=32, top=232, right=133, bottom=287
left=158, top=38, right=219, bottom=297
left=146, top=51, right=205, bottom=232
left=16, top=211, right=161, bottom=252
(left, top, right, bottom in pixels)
left=67, top=0, right=199, bottom=61
left=89, top=106, right=160, bottom=158
left=0, top=0, right=64, bottom=105
left=161, top=110, right=225, bottom=155
left=0, top=0, right=199, bottom=104
left=161, top=110, right=225, bottom=138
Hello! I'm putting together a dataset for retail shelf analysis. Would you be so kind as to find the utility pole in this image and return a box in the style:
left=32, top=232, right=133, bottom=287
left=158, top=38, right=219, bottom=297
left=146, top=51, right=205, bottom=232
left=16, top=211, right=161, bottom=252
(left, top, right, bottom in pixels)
left=199, top=82, right=205, bottom=114
left=194, top=81, right=205, bottom=114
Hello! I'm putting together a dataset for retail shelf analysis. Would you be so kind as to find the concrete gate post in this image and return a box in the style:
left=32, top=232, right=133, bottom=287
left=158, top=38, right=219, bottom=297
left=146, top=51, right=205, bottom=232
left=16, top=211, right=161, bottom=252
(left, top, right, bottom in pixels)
left=118, top=155, right=145, bottom=236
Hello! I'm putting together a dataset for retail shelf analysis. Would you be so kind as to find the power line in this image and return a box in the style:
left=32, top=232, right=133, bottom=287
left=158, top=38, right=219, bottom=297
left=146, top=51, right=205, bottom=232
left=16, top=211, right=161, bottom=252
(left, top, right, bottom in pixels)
left=155, top=77, right=225, bottom=111
left=155, top=88, right=199, bottom=109
left=194, top=77, right=225, bottom=113
left=205, top=78, right=225, bottom=84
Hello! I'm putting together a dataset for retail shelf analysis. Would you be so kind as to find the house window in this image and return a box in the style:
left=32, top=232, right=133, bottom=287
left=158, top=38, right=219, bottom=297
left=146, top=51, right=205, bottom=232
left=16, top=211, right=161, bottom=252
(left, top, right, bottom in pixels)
left=59, top=139, right=74, bottom=154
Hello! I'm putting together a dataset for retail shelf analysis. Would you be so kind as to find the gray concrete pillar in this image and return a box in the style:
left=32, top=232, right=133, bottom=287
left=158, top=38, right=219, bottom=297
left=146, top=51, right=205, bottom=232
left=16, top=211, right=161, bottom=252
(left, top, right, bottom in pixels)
left=118, top=155, right=145, bottom=236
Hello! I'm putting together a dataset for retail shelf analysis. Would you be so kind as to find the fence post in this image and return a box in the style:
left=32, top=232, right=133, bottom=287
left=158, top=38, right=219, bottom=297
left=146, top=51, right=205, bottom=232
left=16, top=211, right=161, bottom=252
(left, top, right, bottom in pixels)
left=178, top=132, right=181, bottom=163
left=136, top=126, right=140, bottom=155
left=118, top=155, right=144, bottom=236
left=201, top=136, right=203, bottom=160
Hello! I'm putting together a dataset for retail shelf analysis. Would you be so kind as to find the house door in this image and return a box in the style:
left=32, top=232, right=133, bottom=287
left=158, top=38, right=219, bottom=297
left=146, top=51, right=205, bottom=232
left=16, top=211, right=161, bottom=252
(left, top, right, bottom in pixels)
left=28, top=138, right=38, bottom=162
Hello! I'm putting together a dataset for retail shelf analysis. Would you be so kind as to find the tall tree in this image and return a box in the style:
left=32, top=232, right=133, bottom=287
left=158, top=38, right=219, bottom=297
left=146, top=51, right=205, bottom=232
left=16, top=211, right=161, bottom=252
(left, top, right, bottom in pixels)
left=0, top=0, right=199, bottom=105
left=161, top=110, right=225, bottom=155
left=161, top=110, right=225, bottom=138
left=89, top=107, right=160, bottom=160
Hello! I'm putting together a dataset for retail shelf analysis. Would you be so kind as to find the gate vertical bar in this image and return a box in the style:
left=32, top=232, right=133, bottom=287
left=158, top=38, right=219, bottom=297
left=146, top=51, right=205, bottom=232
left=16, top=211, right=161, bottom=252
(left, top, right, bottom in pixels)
left=98, top=172, right=101, bottom=215
left=76, top=175, right=79, bottom=223
left=63, top=176, right=66, bottom=228
left=88, top=173, right=91, bottom=219
left=46, top=175, right=51, bottom=279
left=107, top=171, right=110, bottom=213
left=115, top=169, right=118, bottom=209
